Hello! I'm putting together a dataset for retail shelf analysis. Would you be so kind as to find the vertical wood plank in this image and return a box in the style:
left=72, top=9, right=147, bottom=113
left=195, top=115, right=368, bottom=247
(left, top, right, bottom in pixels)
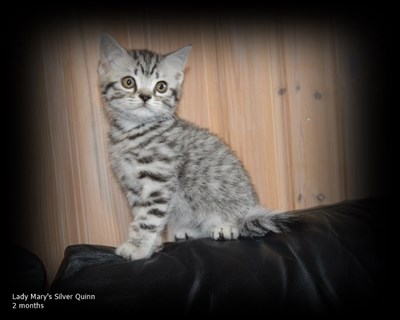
left=282, top=21, right=346, bottom=208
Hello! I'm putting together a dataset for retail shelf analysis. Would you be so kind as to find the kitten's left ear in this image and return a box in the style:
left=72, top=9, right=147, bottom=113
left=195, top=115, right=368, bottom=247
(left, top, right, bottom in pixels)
left=98, top=33, right=129, bottom=75
left=163, top=45, right=192, bottom=71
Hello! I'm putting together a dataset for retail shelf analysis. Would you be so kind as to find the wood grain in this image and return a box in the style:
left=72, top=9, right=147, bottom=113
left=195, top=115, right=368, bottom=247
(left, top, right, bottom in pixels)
left=19, top=17, right=374, bottom=283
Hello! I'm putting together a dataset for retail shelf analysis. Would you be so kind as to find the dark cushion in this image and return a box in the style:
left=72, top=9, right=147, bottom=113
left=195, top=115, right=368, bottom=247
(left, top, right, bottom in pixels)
left=49, top=198, right=385, bottom=315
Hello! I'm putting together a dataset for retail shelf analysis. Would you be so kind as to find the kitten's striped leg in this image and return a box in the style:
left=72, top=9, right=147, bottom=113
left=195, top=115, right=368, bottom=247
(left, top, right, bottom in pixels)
left=116, top=192, right=171, bottom=260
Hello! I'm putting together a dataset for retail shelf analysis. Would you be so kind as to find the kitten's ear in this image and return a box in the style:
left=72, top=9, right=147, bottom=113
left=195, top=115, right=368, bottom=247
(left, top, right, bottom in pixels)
left=98, top=33, right=128, bottom=75
left=163, top=45, right=192, bottom=71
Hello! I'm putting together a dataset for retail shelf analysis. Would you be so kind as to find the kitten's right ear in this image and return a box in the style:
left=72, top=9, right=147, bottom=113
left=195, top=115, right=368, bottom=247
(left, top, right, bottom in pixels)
left=98, top=33, right=127, bottom=75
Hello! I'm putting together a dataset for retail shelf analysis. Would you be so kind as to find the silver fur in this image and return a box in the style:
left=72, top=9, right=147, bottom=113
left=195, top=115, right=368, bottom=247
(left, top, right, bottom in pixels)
left=98, top=33, right=291, bottom=260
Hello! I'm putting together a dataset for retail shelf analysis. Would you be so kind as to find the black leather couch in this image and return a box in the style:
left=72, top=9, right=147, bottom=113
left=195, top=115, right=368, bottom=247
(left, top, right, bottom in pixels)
left=9, top=246, right=47, bottom=294
left=48, top=198, right=385, bottom=315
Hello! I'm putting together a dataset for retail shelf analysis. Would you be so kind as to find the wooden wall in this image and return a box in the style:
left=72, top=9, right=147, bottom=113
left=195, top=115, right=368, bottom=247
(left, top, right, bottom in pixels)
left=18, top=15, right=376, bottom=282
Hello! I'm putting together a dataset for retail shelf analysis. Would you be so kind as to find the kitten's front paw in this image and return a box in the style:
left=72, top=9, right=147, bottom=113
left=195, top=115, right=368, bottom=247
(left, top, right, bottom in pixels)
left=115, top=242, right=151, bottom=260
left=211, top=226, right=239, bottom=241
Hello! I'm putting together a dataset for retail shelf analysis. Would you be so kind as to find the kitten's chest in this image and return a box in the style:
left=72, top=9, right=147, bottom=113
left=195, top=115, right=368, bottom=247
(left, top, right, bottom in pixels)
left=109, top=135, right=178, bottom=186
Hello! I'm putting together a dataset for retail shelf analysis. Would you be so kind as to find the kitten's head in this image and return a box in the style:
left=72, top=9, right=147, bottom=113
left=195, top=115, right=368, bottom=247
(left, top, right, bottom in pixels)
left=98, top=33, right=191, bottom=127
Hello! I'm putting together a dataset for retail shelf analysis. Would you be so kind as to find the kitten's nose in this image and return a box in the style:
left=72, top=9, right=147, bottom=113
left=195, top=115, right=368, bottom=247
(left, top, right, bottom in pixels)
left=139, top=94, right=151, bottom=102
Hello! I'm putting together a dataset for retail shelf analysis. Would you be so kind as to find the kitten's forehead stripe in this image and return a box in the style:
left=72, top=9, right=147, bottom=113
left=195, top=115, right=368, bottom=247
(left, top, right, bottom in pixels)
left=128, top=49, right=161, bottom=77
left=138, top=49, right=153, bottom=64
left=149, top=64, right=157, bottom=76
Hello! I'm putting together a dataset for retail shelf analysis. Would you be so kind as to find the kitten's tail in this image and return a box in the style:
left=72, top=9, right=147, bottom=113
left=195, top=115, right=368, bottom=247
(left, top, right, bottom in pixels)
left=240, top=206, right=296, bottom=237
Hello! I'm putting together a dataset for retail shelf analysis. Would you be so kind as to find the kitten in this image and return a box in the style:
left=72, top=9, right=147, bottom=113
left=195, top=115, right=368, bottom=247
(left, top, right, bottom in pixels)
left=98, top=33, right=291, bottom=260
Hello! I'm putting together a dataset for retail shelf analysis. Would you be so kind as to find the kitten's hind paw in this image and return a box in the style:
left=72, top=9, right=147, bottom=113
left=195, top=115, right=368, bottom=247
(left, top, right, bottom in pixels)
left=211, top=226, right=239, bottom=241
left=115, top=242, right=151, bottom=260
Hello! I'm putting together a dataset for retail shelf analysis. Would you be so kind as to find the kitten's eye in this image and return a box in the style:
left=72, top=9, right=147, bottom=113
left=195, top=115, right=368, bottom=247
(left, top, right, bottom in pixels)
left=121, top=76, right=136, bottom=90
left=155, top=81, right=168, bottom=93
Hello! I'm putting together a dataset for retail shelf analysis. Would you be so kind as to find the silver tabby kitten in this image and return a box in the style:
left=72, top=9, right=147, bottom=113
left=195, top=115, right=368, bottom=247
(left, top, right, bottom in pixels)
left=98, top=33, right=291, bottom=260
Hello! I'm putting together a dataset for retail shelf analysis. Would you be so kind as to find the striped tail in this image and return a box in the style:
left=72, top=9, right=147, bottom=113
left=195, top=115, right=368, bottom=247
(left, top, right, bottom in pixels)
left=240, top=206, right=296, bottom=238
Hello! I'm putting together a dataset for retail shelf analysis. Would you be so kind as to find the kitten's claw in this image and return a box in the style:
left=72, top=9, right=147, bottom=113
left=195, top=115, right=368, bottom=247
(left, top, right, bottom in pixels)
left=174, top=230, right=189, bottom=240
left=115, top=242, right=151, bottom=260
left=211, top=226, right=239, bottom=241
left=174, top=229, right=199, bottom=241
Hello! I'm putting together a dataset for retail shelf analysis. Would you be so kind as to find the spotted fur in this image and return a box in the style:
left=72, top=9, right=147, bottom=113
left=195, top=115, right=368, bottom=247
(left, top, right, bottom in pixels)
left=98, top=33, right=292, bottom=261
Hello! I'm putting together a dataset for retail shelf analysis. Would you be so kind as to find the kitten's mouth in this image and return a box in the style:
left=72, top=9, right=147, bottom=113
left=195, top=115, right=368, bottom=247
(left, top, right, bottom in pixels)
left=134, top=103, right=154, bottom=114
left=138, top=102, right=148, bottom=108
left=134, top=103, right=147, bottom=109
